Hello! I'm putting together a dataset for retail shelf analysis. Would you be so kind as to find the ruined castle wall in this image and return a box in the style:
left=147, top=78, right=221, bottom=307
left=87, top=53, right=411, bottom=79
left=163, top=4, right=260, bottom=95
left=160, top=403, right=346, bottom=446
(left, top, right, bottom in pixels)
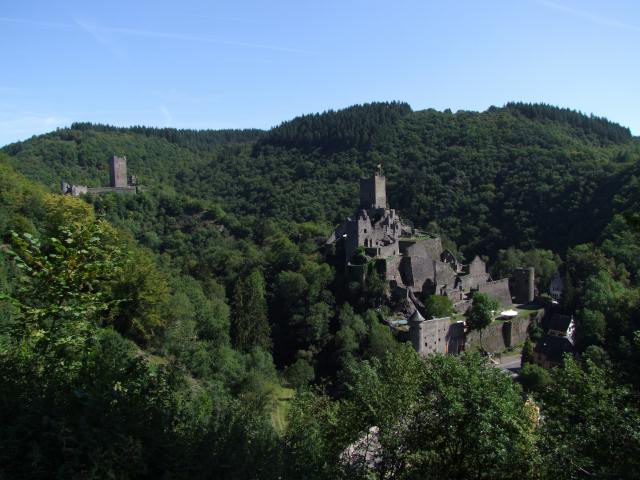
left=85, top=186, right=136, bottom=195
left=385, top=256, right=402, bottom=283
left=399, top=257, right=414, bottom=287
left=434, top=261, right=457, bottom=287
left=409, top=307, right=546, bottom=356
left=459, top=273, right=491, bottom=291
left=399, top=258, right=457, bottom=293
left=373, top=175, right=386, bottom=208
left=377, top=243, right=399, bottom=258
left=400, top=256, right=436, bottom=290
left=513, top=267, right=535, bottom=304
left=409, top=257, right=434, bottom=290
left=465, top=310, right=544, bottom=352
left=452, top=299, right=472, bottom=314
left=400, top=237, right=443, bottom=259
left=423, top=317, right=451, bottom=354
left=465, top=321, right=511, bottom=352
left=477, top=278, right=512, bottom=307
left=410, top=317, right=466, bottom=356
left=447, top=322, right=467, bottom=354
left=509, top=311, right=540, bottom=345
left=468, top=256, right=487, bottom=275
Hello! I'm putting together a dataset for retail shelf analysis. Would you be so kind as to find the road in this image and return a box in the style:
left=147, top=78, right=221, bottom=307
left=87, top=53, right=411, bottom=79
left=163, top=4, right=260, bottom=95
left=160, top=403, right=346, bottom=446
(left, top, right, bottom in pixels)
left=495, top=354, right=521, bottom=378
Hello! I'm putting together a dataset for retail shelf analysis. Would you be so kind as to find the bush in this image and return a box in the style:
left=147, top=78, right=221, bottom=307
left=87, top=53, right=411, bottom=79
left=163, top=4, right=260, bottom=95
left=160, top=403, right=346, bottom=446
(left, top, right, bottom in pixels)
left=519, top=363, right=551, bottom=393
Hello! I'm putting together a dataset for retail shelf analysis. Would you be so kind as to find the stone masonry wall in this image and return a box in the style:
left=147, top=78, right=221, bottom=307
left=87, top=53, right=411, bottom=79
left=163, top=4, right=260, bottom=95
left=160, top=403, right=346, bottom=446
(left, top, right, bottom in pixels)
left=465, top=309, right=544, bottom=353
left=410, top=317, right=466, bottom=356
left=477, top=278, right=512, bottom=307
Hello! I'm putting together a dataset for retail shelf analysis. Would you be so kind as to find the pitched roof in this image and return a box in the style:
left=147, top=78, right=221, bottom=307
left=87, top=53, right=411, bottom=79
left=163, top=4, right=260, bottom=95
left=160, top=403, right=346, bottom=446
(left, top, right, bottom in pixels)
left=548, top=314, right=572, bottom=333
left=409, top=309, right=425, bottom=323
left=535, top=335, right=574, bottom=364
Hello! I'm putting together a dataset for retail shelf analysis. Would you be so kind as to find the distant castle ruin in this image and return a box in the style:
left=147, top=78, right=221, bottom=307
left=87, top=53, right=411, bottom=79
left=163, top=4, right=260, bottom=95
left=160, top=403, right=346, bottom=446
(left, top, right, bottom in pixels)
left=61, top=155, right=138, bottom=196
left=326, top=169, right=536, bottom=356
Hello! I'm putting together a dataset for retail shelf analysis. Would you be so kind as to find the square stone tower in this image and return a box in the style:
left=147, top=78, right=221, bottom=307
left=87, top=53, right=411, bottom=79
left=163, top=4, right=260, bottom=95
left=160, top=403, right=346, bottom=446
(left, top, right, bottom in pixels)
left=359, top=172, right=387, bottom=209
left=109, top=155, right=128, bottom=188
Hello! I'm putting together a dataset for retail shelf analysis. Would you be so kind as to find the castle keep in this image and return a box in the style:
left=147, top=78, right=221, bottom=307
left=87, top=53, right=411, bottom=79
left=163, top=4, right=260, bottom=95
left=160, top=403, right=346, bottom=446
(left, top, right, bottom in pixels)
left=109, top=155, right=128, bottom=188
left=61, top=155, right=138, bottom=196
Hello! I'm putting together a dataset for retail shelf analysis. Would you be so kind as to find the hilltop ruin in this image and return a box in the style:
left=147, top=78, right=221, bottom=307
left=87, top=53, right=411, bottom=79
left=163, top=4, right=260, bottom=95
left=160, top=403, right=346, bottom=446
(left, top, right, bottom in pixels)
left=61, top=155, right=138, bottom=196
left=326, top=168, right=536, bottom=355
left=326, top=168, right=529, bottom=312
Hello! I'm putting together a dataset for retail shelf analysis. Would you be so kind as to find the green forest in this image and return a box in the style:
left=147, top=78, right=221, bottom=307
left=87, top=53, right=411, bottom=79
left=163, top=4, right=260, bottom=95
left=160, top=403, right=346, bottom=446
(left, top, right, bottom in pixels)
left=1, top=102, right=640, bottom=479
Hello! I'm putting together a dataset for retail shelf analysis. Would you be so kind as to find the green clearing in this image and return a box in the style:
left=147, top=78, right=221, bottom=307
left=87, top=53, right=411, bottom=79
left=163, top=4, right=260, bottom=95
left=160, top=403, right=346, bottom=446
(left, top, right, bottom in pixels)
left=270, top=385, right=295, bottom=434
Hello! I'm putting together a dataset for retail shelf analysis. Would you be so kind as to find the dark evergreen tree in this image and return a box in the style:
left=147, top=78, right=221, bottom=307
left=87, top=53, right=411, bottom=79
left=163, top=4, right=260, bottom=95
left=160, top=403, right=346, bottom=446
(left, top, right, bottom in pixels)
left=231, top=269, right=272, bottom=352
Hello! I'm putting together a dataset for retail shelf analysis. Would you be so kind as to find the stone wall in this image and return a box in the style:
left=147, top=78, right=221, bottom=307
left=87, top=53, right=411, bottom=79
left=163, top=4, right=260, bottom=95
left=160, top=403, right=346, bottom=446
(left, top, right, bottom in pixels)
left=465, top=309, right=544, bottom=353
left=513, top=267, right=535, bottom=304
left=465, top=321, right=511, bottom=353
left=477, top=278, right=512, bottom=307
left=404, top=257, right=433, bottom=290
left=359, top=175, right=386, bottom=209
left=384, top=256, right=402, bottom=283
left=86, top=186, right=136, bottom=195
left=399, top=237, right=443, bottom=259
left=110, top=155, right=128, bottom=188
left=468, top=256, right=487, bottom=275
left=458, top=273, right=491, bottom=290
left=434, top=261, right=457, bottom=287
left=409, top=317, right=466, bottom=356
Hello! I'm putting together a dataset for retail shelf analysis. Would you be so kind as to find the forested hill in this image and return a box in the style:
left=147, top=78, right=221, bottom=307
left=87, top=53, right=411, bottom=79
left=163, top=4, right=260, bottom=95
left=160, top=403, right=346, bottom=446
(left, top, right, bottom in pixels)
left=3, top=101, right=640, bottom=258
left=3, top=102, right=640, bottom=478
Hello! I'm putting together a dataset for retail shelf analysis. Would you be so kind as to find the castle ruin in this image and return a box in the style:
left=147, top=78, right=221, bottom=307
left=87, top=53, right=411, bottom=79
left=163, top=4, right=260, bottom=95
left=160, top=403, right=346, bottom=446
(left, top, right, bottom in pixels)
left=327, top=169, right=514, bottom=313
left=109, top=155, right=128, bottom=188
left=327, top=169, right=535, bottom=356
left=61, top=155, right=138, bottom=196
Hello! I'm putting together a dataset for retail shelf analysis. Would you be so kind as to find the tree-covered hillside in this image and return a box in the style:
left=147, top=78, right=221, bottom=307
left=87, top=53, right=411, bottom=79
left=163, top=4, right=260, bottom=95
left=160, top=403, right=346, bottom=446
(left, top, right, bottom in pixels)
left=2, top=102, right=640, bottom=478
left=5, top=102, right=639, bottom=258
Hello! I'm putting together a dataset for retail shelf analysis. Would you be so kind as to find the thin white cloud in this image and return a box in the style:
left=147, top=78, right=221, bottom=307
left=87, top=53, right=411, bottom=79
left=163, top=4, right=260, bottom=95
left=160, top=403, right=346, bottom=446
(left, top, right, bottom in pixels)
left=0, top=16, right=75, bottom=30
left=82, top=22, right=313, bottom=54
left=74, top=17, right=127, bottom=59
left=178, top=13, right=263, bottom=25
left=0, top=15, right=313, bottom=54
left=536, top=0, right=640, bottom=32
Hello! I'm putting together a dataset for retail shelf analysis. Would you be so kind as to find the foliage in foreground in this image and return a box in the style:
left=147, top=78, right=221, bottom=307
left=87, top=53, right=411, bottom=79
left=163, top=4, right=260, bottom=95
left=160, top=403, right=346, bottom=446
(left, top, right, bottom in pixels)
left=285, top=347, right=539, bottom=480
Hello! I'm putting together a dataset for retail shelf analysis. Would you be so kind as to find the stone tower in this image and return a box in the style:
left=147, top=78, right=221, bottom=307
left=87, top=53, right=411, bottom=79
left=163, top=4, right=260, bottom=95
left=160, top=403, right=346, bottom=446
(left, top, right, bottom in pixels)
left=359, top=167, right=387, bottom=209
left=513, top=267, right=535, bottom=304
left=408, top=309, right=427, bottom=355
left=109, top=155, right=128, bottom=188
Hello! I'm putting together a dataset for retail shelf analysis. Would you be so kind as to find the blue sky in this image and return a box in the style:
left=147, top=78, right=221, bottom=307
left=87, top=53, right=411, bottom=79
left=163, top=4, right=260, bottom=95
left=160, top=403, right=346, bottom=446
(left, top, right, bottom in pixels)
left=1, top=0, right=639, bottom=146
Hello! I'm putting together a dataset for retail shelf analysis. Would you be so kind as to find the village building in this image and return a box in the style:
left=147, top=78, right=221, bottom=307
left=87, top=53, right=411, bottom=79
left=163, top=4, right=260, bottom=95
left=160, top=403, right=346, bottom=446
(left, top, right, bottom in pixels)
left=533, top=313, right=575, bottom=368
left=549, top=273, right=564, bottom=301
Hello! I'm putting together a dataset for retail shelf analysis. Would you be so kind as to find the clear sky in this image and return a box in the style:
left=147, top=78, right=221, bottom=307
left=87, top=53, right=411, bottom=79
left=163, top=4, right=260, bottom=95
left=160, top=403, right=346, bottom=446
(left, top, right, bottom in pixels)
left=1, top=0, right=639, bottom=146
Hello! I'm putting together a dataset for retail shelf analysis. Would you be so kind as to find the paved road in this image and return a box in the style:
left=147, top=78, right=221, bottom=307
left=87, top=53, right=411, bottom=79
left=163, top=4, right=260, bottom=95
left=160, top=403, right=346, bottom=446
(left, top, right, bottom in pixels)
left=495, top=354, right=521, bottom=378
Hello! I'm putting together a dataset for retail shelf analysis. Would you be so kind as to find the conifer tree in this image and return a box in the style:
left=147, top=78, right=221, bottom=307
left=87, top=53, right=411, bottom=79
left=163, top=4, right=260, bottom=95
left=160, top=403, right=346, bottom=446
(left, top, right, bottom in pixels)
left=231, top=269, right=272, bottom=352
